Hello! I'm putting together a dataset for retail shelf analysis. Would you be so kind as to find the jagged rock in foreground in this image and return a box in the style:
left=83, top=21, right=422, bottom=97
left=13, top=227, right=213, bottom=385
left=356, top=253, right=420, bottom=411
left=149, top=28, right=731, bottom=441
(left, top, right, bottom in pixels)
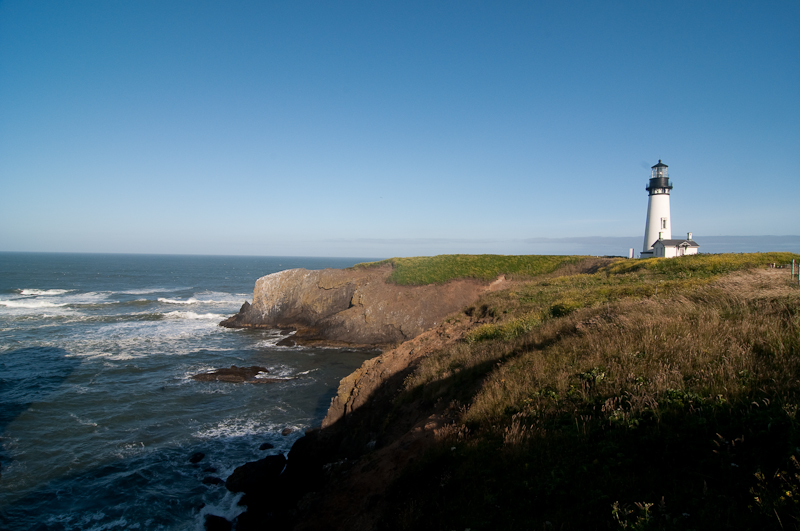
left=219, top=265, right=491, bottom=347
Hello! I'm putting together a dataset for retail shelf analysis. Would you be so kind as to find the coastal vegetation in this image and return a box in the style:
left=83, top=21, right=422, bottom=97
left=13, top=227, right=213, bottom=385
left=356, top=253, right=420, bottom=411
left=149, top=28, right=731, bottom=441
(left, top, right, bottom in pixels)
left=349, top=252, right=800, bottom=529
left=353, top=254, right=589, bottom=285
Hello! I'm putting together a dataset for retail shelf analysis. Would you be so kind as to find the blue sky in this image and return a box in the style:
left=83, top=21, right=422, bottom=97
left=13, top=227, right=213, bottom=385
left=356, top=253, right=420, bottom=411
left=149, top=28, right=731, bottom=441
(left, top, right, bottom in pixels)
left=1, top=1, right=797, bottom=257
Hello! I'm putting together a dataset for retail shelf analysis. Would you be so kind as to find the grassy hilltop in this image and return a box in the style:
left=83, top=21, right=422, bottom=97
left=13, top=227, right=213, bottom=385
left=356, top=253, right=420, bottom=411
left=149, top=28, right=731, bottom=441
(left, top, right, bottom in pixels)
left=339, top=252, right=800, bottom=529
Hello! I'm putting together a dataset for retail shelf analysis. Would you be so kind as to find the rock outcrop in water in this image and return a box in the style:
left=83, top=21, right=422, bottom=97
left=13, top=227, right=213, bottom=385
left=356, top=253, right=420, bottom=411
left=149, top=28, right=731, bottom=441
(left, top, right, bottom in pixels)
left=191, top=365, right=289, bottom=384
left=219, top=265, right=489, bottom=347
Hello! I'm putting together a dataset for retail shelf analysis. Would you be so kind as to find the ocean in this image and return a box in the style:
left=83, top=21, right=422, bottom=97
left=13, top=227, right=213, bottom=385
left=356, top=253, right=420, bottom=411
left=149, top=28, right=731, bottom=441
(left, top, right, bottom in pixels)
left=0, top=253, right=378, bottom=530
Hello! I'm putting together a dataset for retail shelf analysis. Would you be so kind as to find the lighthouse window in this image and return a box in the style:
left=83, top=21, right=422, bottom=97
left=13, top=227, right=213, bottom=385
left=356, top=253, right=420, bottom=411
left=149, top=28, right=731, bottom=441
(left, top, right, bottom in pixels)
left=661, top=218, right=667, bottom=229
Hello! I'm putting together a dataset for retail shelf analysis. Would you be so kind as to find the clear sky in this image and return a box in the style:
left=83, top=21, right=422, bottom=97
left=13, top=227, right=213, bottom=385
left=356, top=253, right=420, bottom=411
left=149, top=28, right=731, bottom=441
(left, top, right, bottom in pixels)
left=1, top=1, right=798, bottom=257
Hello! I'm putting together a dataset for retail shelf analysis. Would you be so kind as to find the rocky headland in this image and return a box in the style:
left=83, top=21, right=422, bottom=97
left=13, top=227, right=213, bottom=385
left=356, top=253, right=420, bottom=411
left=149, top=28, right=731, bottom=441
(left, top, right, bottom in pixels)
left=219, top=264, right=502, bottom=347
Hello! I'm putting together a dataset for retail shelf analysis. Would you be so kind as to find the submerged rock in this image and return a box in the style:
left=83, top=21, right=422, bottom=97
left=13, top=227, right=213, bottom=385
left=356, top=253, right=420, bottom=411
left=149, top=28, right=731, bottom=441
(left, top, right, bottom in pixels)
left=191, top=365, right=286, bottom=384
left=189, top=452, right=205, bottom=464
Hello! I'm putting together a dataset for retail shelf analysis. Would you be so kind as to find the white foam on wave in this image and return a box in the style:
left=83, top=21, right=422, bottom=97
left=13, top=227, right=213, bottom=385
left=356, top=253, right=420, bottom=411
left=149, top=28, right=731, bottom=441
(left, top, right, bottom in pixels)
left=59, top=317, right=228, bottom=360
left=114, top=441, right=147, bottom=459
left=193, top=416, right=307, bottom=440
left=163, top=311, right=224, bottom=320
left=195, top=492, right=245, bottom=531
left=253, top=329, right=297, bottom=348
left=263, top=364, right=299, bottom=379
left=158, top=297, right=199, bottom=305
left=0, top=299, right=68, bottom=309
left=116, top=287, right=189, bottom=295
left=181, top=364, right=220, bottom=381
left=158, top=292, right=248, bottom=306
left=7, top=291, right=114, bottom=307
left=69, top=412, right=98, bottom=427
left=194, top=291, right=250, bottom=303
left=18, top=288, right=74, bottom=296
left=254, top=371, right=281, bottom=379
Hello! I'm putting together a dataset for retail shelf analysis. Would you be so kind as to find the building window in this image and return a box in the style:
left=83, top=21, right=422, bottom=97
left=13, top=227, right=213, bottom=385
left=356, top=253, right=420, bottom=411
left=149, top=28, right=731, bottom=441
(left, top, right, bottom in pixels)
left=661, top=218, right=667, bottom=229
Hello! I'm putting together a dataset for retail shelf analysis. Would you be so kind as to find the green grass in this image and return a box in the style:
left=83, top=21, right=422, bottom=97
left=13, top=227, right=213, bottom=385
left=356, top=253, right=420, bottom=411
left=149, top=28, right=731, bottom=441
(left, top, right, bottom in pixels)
left=354, top=252, right=799, bottom=286
left=353, top=254, right=594, bottom=285
left=602, top=251, right=798, bottom=278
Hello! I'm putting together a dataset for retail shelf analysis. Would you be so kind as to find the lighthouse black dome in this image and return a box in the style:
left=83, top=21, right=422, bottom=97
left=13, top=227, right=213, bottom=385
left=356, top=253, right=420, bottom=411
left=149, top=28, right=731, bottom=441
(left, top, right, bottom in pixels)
left=646, top=159, right=672, bottom=194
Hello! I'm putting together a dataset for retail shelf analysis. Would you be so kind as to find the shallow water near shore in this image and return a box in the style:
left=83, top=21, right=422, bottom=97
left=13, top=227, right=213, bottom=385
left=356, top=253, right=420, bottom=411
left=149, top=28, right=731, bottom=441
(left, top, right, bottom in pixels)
left=0, top=253, right=377, bottom=530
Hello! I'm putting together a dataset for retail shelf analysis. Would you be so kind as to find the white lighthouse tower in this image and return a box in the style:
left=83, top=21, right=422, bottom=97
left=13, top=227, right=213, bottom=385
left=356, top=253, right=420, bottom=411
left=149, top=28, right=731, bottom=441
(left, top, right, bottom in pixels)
left=641, top=160, right=672, bottom=257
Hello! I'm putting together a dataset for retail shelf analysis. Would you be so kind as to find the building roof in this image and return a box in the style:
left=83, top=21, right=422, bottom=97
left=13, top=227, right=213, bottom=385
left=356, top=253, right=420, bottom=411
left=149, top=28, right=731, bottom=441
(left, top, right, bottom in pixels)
left=654, top=239, right=699, bottom=247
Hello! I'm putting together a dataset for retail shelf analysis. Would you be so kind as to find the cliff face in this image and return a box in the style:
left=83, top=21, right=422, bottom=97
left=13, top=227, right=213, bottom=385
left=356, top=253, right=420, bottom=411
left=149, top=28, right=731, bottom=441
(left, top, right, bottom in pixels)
left=219, top=265, right=490, bottom=347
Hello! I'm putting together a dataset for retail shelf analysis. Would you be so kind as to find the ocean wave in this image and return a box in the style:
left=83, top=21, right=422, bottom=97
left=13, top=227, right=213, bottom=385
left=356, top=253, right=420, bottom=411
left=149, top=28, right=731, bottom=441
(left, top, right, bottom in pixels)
left=0, top=299, right=68, bottom=309
left=64, top=313, right=165, bottom=324
left=194, top=291, right=250, bottom=302
left=163, top=311, right=224, bottom=320
left=68, top=301, right=119, bottom=309
left=67, top=299, right=152, bottom=310
left=197, top=492, right=246, bottom=530
left=17, top=288, right=74, bottom=296
left=158, top=293, right=248, bottom=306
left=260, top=364, right=299, bottom=379
left=253, top=330, right=297, bottom=348
left=157, top=297, right=199, bottom=305
left=194, top=417, right=304, bottom=440
left=115, top=287, right=189, bottom=295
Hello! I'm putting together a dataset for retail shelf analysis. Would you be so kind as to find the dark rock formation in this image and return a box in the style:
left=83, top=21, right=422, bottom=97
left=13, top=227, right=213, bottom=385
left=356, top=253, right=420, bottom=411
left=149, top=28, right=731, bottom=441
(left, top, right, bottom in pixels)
left=202, top=476, right=225, bottom=486
left=191, top=365, right=287, bottom=384
left=189, top=452, right=205, bottom=464
left=259, top=442, right=274, bottom=450
left=225, top=453, right=292, bottom=530
left=276, top=336, right=296, bottom=347
left=228, top=430, right=335, bottom=531
left=203, top=514, right=231, bottom=531
left=225, top=454, right=287, bottom=494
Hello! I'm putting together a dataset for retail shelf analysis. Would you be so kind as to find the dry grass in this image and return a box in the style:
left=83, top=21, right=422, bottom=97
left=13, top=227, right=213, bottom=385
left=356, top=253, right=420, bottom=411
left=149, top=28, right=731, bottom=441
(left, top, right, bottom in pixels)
left=465, top=287, right=800, bottom=428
